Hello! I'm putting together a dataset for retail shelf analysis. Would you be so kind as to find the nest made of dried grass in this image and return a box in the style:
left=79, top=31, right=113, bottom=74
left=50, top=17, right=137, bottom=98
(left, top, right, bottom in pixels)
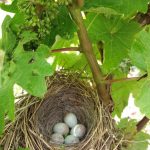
left=0, top=71, right=123, bottom=150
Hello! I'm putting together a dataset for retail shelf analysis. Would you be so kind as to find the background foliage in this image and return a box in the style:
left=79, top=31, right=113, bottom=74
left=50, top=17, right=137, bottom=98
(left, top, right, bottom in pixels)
left=0, top=0, right=150, bottom=149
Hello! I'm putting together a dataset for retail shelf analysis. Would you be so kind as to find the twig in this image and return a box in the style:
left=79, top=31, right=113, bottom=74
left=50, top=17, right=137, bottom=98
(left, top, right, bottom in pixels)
left=104, top=77, right=140, bottom=84
left=51, top=47, right=81, bottom=53
left=103, top=73, right=148, bottom=84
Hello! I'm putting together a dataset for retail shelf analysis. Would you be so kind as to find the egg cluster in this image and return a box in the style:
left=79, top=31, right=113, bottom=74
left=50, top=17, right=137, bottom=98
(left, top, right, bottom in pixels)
left=51, top=113, right=86, bottom=145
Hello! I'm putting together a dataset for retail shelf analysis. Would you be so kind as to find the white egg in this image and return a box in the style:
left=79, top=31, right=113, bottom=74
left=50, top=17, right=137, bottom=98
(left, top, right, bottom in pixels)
left=64, top=135, right=79, bottom=145
left=64, top=113, right=77, bottom=128
left=71, top=124, right=86, bottom=139
left=51, top=133, right=64, bottom=144
left=53, top=122, right=69, bottom=135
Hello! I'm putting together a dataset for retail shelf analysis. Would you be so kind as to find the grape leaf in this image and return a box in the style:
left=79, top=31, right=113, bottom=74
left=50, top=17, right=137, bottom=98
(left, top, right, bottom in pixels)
left=55, top=6, right=76, bottom=39
left=53, top=52, right=87, bottom=70
left=0, top=83, right=15, bottom=134
left=0, top=0, right=18, bottom=13
left=111, top=72, right=136, bottom=117
left=43, top=6, right=76, bottom=46
left=136, top=30, right=150, bottom=74
left=50, top=35, right=78, bottom=49
left=85, top=7, right=121, bottom=16
left=51, top=36, right=88, bottom=71
left=0, top=39, right=52, bottom=134
left=84, top=0, right=149, bottom=16
left=130, top=39, right=147, bottom=71
left=10, top=12, right=26, bottom=33
left=14, top=31, right=38, bottom=56
left=118, top=119, right=150, bottom=150
left=20, top=31, right=38, bottom=44
left=130, top=29, right=150, bottom=72
left=12, top=45, right=53, bottom=97
left=117, top=118, right=137, bottom=133
left=85, top=13, right=140, bottom=73
left=125, top=132, right=150, bottom=150
left=134, top=80, right=150, bottom=118
left=1, top=15, right=16, bottom=53
left=0, top=50, right=5, bottom=73
left=0, top=50, right=5, bottom=88
left=129, top=28, right=150, bottom=117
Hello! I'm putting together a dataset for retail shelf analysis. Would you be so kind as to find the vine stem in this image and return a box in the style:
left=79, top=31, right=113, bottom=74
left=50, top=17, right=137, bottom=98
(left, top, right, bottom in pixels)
left=136, top=116, right=149, bottom=132
left=51, top=47, right=81, bottom=53
left=68, top=4, right=112, bottom=108
left=104, top=76, right=141, bottom=84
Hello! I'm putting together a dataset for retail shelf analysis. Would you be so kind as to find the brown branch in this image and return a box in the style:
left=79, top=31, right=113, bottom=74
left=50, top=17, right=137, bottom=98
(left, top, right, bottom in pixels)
left=103, top=73, right=148, bottom=84
left=51, top=47, right=81, bottom=53
left=104, top=76, right=140, bottom=84
left=68, top=4, right=112, bottom=108
left=136, top=116, right=149, bottom=132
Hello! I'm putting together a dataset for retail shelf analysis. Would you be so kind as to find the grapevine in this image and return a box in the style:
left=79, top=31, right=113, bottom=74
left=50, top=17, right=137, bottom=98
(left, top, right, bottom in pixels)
left=0, top=0, right=150, bottom=150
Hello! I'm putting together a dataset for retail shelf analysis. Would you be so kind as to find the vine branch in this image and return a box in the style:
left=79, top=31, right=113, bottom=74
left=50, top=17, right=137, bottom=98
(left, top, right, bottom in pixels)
left=51, top=47, right=81, bottom=53
left=136, top=116, right=149, bottom=132
left=68, top=3, right=112, bottom=108
left=104, top=76, right=142, bottom=84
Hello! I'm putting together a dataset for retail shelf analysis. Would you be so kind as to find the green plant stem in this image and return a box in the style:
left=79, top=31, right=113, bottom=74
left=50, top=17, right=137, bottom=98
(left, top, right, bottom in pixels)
left=68, top=4, right=112, bottom=108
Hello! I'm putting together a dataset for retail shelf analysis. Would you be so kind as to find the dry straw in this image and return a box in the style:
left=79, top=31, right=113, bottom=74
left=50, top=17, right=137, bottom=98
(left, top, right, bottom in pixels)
left=0, top=71, right=122, bottom=150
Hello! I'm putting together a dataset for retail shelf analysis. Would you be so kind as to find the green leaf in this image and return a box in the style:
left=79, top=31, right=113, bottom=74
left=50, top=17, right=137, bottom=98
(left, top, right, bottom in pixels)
left=130, top=29, right=150, bottom=117
left=137, top=30, right=150, bottom=74
left=43, top=5, right=76, bottom=46
left=111, top=73, right=136, bottom=117
left=125, top=132, right=150, bottom=150
left=20, top=76, right=47, bottom=97
left=0, top=0, right=18, bottom=13
left=0, top=84, right=15, bottom=134
left=37, top=44, right=50, bottom=58
left=10, top=13, right=26, bottom=33
left=130, top=28, right=150, bottom=72
left=85, top=13, right=140, bottom=73
left=1, top=15, right=16, bottom=53
left=53, top=52, right=86, bottom=69
left=51, top=36, right=88, bottom=71
left=54, top=6, right=76, bottom=39
left=0, top=50, right=5, bottom=72
left=130, top=39, right=147, bottom=71
left=84, top=0, right=149, bottom=16
left=14, top=31, right=38, bottom=56
left=117, top=118, right=137, bottom=133
left=135, top=80, right=150, bottom=117
left=50, top=35, right=78, bottom=50
left=12, top=44, right=53, bottom=97
left=85, top=7, right=121, bottom=16
left=20, top=31, right=38, bottom=44
left=118, top=119, right=149, bottom=150
left=0, top=101, right=5, bottom=134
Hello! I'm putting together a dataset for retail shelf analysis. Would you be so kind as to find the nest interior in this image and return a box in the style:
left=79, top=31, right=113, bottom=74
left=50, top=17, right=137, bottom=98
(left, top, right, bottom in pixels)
left=0, top=72, right=122, bottom=150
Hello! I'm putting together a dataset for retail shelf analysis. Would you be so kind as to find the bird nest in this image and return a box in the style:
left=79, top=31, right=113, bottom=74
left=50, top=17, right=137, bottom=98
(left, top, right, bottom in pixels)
left=0, top=72, right=122, bottom=150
